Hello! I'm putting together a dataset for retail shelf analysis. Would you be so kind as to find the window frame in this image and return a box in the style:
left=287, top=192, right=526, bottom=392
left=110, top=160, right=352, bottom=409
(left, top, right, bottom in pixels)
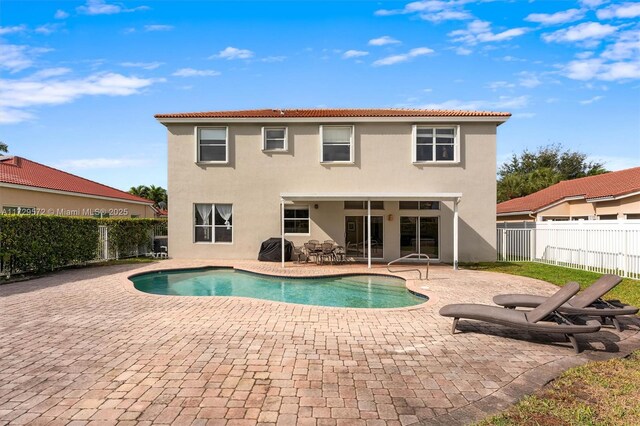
left=193, top=203, right=234, bottom=244
left=262, top=126, right=288, bottom=152
left=283, top=204, right=311, bottom=236
left=320, top=125, right=354, bottom=164
left=195, top=126, right=229, bottom=164
left=412, top=125, right=460, bottom=165
left=398, top=201, right=441, bottom=211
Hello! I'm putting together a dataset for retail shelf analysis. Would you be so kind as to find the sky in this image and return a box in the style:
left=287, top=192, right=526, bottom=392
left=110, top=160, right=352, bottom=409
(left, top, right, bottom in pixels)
left=1, top=0, right=639, bottom=191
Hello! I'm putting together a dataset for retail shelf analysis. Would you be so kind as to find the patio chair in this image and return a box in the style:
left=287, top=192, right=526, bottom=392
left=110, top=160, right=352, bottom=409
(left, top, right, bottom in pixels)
left=292, top=244, right=304, bottom=264
left=319, top=242, right=336, bottom=265
left=333, top=245, right=346, bottom=263
left=303, top=242, right=321, bottom=264
left=324, top=239, right=336, bottom=245
left=493, top=274, right=638, bottom=332
left=439, top=282, right=602, bottom=353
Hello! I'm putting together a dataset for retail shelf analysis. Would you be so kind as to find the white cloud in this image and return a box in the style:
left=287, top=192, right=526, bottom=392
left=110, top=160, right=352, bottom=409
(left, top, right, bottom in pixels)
left=76, top=0, right=148, bottom=16
left=260, top=56, right=286, bottom=63
left=375, top=0, right=474, bottom=22
left=543, top=22, right=618, bottom=43
left=342, top=50, right=369, bottom=59
left=455, top=47, right=472, bottom=55
left=373, top=47, right=434, bottom=66
left=0, top=25, right=27, bottom=35
left=213, top=46, right=254, bottom=60
left=35, top=23, right=63, bottom=35
left=564, top=58, right=640, bottom=81
left=580, top=95, right=604, bottom=104
left=172, top=68, right=221, bottom=77
left=54, top=10, right=69, bottom=19
left=449, top=20, right=529, bottom=45
left=30, top=67, right=72, bottom=78
left=421, top=10, right=472, bottom=23
left=580, top=0, right=607, bottom=8
left=55, top=158, right=150, bottom=169
left=601, top=29, right=640, bottom=60
left=120, top=61, right=163, bottom=70
left=0, top=44, right=51, bottom=73
left=0, top=71, right=163, bottom=123
left=368, top=36, right=400, bottom=46
left=597, top=2, right=640, bottom=19
left=518, top=71, right=542, bottom=88
left=420, top=95, right=529, bottom=111
left=486, top=81, right=515, bottom=90
left=525, top=9, right=584, bottom=25
left=143, top=24, right=174, bottom=32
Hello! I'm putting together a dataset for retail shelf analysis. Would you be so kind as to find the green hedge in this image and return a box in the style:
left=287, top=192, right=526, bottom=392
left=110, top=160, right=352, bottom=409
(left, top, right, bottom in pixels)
left=0, top=215, right=166, bottom=275
left=99, top=218, right=161, bottom=256
left=0, top=215, right=99, bottom=274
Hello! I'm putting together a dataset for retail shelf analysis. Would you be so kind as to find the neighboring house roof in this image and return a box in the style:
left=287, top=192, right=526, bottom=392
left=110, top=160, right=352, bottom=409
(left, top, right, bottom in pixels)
left=155, top=108, right=511, bottom=119
left=497, top=167, right=640, bottom=216
left=0, top=156, right=154, bottom=204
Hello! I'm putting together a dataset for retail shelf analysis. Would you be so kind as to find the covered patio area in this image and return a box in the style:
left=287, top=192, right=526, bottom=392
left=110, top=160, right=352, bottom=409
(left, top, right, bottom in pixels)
left=279, top=192, right=462, bottom=269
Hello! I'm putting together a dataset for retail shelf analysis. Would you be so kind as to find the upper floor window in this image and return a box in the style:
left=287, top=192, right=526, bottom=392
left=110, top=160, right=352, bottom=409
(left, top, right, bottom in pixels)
left=197, top=127, right=228, bottom=163
left=263, top=127, right=288, bottom=152
left=413, top=126, right=459, bottom=163
left=321, top=125, right=354, bottom=163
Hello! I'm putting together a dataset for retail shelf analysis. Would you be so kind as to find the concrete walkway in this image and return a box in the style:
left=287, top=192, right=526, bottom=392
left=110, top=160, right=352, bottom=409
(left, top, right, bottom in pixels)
left=0, top=260, right=638, bottom=425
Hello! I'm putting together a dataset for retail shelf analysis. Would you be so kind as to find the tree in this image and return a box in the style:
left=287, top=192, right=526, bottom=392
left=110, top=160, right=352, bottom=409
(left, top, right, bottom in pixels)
left=128, top=185, right=168, bottom=208
left=497, top=144, right=608, bottom=203
left=0, top=141, right=7, bottom=153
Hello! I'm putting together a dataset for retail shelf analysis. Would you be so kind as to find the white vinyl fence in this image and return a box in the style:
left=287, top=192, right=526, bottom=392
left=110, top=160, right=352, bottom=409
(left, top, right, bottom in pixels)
left=497, top=220, right=640, bottom=278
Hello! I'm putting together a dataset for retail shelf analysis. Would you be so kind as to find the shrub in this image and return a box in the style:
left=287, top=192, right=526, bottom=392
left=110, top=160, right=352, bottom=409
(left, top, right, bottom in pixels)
left=98, top=218, right=163, bottom=257
left=0, top=215, right=99, bottom=274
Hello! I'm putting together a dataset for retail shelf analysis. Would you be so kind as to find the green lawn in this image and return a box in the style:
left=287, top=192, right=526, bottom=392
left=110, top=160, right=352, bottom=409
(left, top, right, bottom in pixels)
left=463, top=262, right=640, bottom=308
left=463, top=262, right=640, bottom=426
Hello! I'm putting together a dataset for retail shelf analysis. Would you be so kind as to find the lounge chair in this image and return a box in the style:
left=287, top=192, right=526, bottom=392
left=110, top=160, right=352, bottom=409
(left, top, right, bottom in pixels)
left=439, top=282, right=601, bottom=353
left=493, top=274, right=638, bottom=332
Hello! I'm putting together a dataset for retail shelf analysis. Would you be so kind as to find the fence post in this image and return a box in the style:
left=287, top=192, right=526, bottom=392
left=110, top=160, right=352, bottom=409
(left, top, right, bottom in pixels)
left=502, top=229, right=507, bottom=261
left=623, top=228, right=629, bottom=278
left=529, top=228, right=535, bottom=261
left=103, top=226, right=109, bottom=260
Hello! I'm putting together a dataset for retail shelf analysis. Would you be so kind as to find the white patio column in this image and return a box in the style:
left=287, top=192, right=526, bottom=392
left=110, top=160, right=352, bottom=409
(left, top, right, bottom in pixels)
left=453, top=198, right=460, bottom=270
left=367, top=199, right=371, bottom=269
left=281, top=199, right=285, bottom=268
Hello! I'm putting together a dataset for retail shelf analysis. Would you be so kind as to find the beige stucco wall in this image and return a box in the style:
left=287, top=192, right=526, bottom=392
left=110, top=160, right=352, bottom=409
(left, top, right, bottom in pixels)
left=595, top=194, right=640, bottom=218
left=0, top=186, right=155, bottom=218
left=166, top=121, right=500, bottom=262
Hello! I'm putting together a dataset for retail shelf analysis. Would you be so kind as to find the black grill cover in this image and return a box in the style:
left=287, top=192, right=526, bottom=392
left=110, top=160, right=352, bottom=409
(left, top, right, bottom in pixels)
left=258, top=238, right=292, bottom=262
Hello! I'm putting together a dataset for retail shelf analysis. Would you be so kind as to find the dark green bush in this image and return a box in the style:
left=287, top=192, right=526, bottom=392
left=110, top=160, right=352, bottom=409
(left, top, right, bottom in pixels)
left=0, top=215, right=167, bottom=275
left=98, top=218, right=163, bottom=257
left=0, top=215, right=99, bottom=273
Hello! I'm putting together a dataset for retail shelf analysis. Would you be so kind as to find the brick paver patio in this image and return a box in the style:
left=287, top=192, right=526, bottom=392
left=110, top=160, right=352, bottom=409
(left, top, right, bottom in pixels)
left=1, top=260, right=638, bottom=425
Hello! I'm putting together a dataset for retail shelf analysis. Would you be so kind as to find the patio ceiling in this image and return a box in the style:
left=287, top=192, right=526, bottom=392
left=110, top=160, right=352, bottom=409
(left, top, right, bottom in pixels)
left=280, top=192, right=462, bottom=202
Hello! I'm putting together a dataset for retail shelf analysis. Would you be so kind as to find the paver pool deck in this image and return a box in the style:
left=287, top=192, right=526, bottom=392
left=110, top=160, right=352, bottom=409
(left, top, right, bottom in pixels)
left=1, top=260, right=639, bottom=426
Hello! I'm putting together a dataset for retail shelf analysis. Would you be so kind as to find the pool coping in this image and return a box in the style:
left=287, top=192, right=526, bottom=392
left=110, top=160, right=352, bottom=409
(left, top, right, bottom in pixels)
left=123, top=263, right=434, bottom=312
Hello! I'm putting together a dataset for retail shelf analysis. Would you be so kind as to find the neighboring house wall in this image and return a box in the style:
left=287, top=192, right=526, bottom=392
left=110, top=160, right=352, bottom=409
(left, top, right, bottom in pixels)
left=595, top=194, right=640, bottom=219
left=167, top=122, right=498, bottom=262
left=0, top=186, right=155, bottom=218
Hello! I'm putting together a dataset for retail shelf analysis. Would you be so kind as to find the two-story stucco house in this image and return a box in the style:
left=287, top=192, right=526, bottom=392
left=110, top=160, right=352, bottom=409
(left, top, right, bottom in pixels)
left=155, top=108, right=511, bottom=268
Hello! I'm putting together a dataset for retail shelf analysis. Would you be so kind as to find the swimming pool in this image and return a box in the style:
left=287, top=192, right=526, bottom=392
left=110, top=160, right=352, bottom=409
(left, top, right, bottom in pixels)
left=130, top=268, right=426, bottom=308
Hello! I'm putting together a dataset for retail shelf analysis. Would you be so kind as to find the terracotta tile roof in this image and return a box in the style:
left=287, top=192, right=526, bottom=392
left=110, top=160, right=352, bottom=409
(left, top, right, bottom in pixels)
left=155, top=108, right=511, bottom=119
left=497, top=167, right=640, bottom=215
left=0, top=156, right=154, bottom=204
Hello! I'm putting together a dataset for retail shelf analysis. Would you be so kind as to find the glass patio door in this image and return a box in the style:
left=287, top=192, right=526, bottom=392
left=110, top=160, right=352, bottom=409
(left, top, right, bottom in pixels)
left=345, top=216, right=383, bottom=259
left=400, top=216, right=439, bottom=259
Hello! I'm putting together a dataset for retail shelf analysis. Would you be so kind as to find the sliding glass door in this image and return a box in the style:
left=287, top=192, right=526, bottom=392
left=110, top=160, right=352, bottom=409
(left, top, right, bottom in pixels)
left=400, top=216, right=439, bottom=259
left=345, top=216, right=384, bottom=259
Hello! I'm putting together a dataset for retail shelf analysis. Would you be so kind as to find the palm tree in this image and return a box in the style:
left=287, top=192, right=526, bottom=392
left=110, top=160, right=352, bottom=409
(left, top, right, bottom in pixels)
left=146, top=185, right=168, bottom=207
left=0, top=141, right=8, bottom=153
left=129, top=185, right=150, bottom=200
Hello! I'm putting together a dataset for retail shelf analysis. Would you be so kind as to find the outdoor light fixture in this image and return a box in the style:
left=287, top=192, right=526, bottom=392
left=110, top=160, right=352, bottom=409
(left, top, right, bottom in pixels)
left=387, top=214, right=393, bottom=221
left=314, top=204, right=319, bottom=209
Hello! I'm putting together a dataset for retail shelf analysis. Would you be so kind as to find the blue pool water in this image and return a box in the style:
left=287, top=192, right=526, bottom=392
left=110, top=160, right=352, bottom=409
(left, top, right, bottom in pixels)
left=130, top=268, right=426, bottom=308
